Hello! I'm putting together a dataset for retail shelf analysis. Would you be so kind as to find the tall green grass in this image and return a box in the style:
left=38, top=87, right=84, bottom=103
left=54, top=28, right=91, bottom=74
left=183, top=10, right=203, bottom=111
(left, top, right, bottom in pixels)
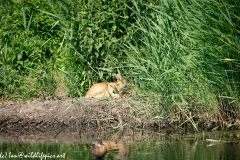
left=124, top=0, right=240, bottom=111
left=0, top=0, right=239, bottom=116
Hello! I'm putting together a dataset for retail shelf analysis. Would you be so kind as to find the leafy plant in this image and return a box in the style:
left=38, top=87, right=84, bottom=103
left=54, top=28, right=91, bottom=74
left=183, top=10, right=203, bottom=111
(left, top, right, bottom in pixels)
left=0, top=0, right=62, bottom=100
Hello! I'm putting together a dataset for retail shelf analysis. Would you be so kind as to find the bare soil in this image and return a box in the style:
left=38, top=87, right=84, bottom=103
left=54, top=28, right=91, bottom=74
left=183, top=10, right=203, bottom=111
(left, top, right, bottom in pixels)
left=0, top=98, right=239, bottom=143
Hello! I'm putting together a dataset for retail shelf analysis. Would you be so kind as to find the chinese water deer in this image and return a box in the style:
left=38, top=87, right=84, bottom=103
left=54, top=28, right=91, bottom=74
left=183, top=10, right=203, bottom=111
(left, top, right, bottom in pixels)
left=85, top=74, right=127, bottom=99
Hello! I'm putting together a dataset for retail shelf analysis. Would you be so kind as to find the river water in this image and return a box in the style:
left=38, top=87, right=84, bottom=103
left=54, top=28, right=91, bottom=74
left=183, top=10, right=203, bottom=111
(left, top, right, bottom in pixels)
left=0, top=131, right=239, bottom=160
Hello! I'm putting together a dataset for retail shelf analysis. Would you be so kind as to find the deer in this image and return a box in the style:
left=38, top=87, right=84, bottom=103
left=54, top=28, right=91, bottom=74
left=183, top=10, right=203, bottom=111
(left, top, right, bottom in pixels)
left=85, top=74, right=127, bottom=99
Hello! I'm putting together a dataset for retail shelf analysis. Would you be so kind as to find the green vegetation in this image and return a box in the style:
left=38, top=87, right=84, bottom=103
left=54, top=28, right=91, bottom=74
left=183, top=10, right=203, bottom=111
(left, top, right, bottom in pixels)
left=125, top=0, right=240, bottom=112
left=0, top=0, right=239, bottom=114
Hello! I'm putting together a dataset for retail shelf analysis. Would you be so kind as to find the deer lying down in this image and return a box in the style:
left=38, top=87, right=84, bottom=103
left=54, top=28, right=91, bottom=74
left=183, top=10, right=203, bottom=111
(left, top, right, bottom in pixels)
left=85, top=74, right=127, bottom=99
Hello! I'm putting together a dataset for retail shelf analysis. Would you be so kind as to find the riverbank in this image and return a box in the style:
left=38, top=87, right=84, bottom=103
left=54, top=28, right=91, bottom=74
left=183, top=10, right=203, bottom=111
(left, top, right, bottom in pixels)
left=0, top=98, right=239, bottom=138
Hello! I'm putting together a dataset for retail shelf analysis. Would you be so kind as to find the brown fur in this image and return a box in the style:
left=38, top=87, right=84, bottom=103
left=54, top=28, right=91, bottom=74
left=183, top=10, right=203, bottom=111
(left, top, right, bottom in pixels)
left=85, top=74, right=127, bottom=99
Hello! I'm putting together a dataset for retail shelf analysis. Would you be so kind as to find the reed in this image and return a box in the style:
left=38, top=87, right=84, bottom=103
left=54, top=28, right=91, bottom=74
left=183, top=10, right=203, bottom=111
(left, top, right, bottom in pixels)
left=123, top=0, right=240, bottom=113
left=0, top=0, right=239, bottom=116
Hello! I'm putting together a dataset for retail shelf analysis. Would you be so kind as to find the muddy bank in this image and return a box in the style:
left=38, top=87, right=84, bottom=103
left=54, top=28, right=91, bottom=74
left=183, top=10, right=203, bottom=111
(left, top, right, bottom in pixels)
left=0, top=98, right=239, bottom=140
left=0, top=98, right=161, bottom=133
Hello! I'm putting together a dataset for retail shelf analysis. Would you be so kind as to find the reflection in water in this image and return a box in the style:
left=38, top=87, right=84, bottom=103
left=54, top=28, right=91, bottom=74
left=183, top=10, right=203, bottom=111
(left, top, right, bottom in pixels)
left=89, top=139, right=107, bottom=159
left=0, top=132, right=239, bottom=160
left=103, top=141, right=129, bottom=157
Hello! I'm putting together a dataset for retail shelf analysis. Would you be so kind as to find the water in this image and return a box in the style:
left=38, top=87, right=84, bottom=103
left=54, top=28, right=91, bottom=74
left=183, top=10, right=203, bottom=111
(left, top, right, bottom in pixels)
left=0, top=131, right=239, bottom=160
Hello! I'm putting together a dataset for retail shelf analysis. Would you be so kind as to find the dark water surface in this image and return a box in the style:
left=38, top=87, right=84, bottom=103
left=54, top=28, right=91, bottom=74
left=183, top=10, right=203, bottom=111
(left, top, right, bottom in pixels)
left=0, top=131, right=239, bottom=160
